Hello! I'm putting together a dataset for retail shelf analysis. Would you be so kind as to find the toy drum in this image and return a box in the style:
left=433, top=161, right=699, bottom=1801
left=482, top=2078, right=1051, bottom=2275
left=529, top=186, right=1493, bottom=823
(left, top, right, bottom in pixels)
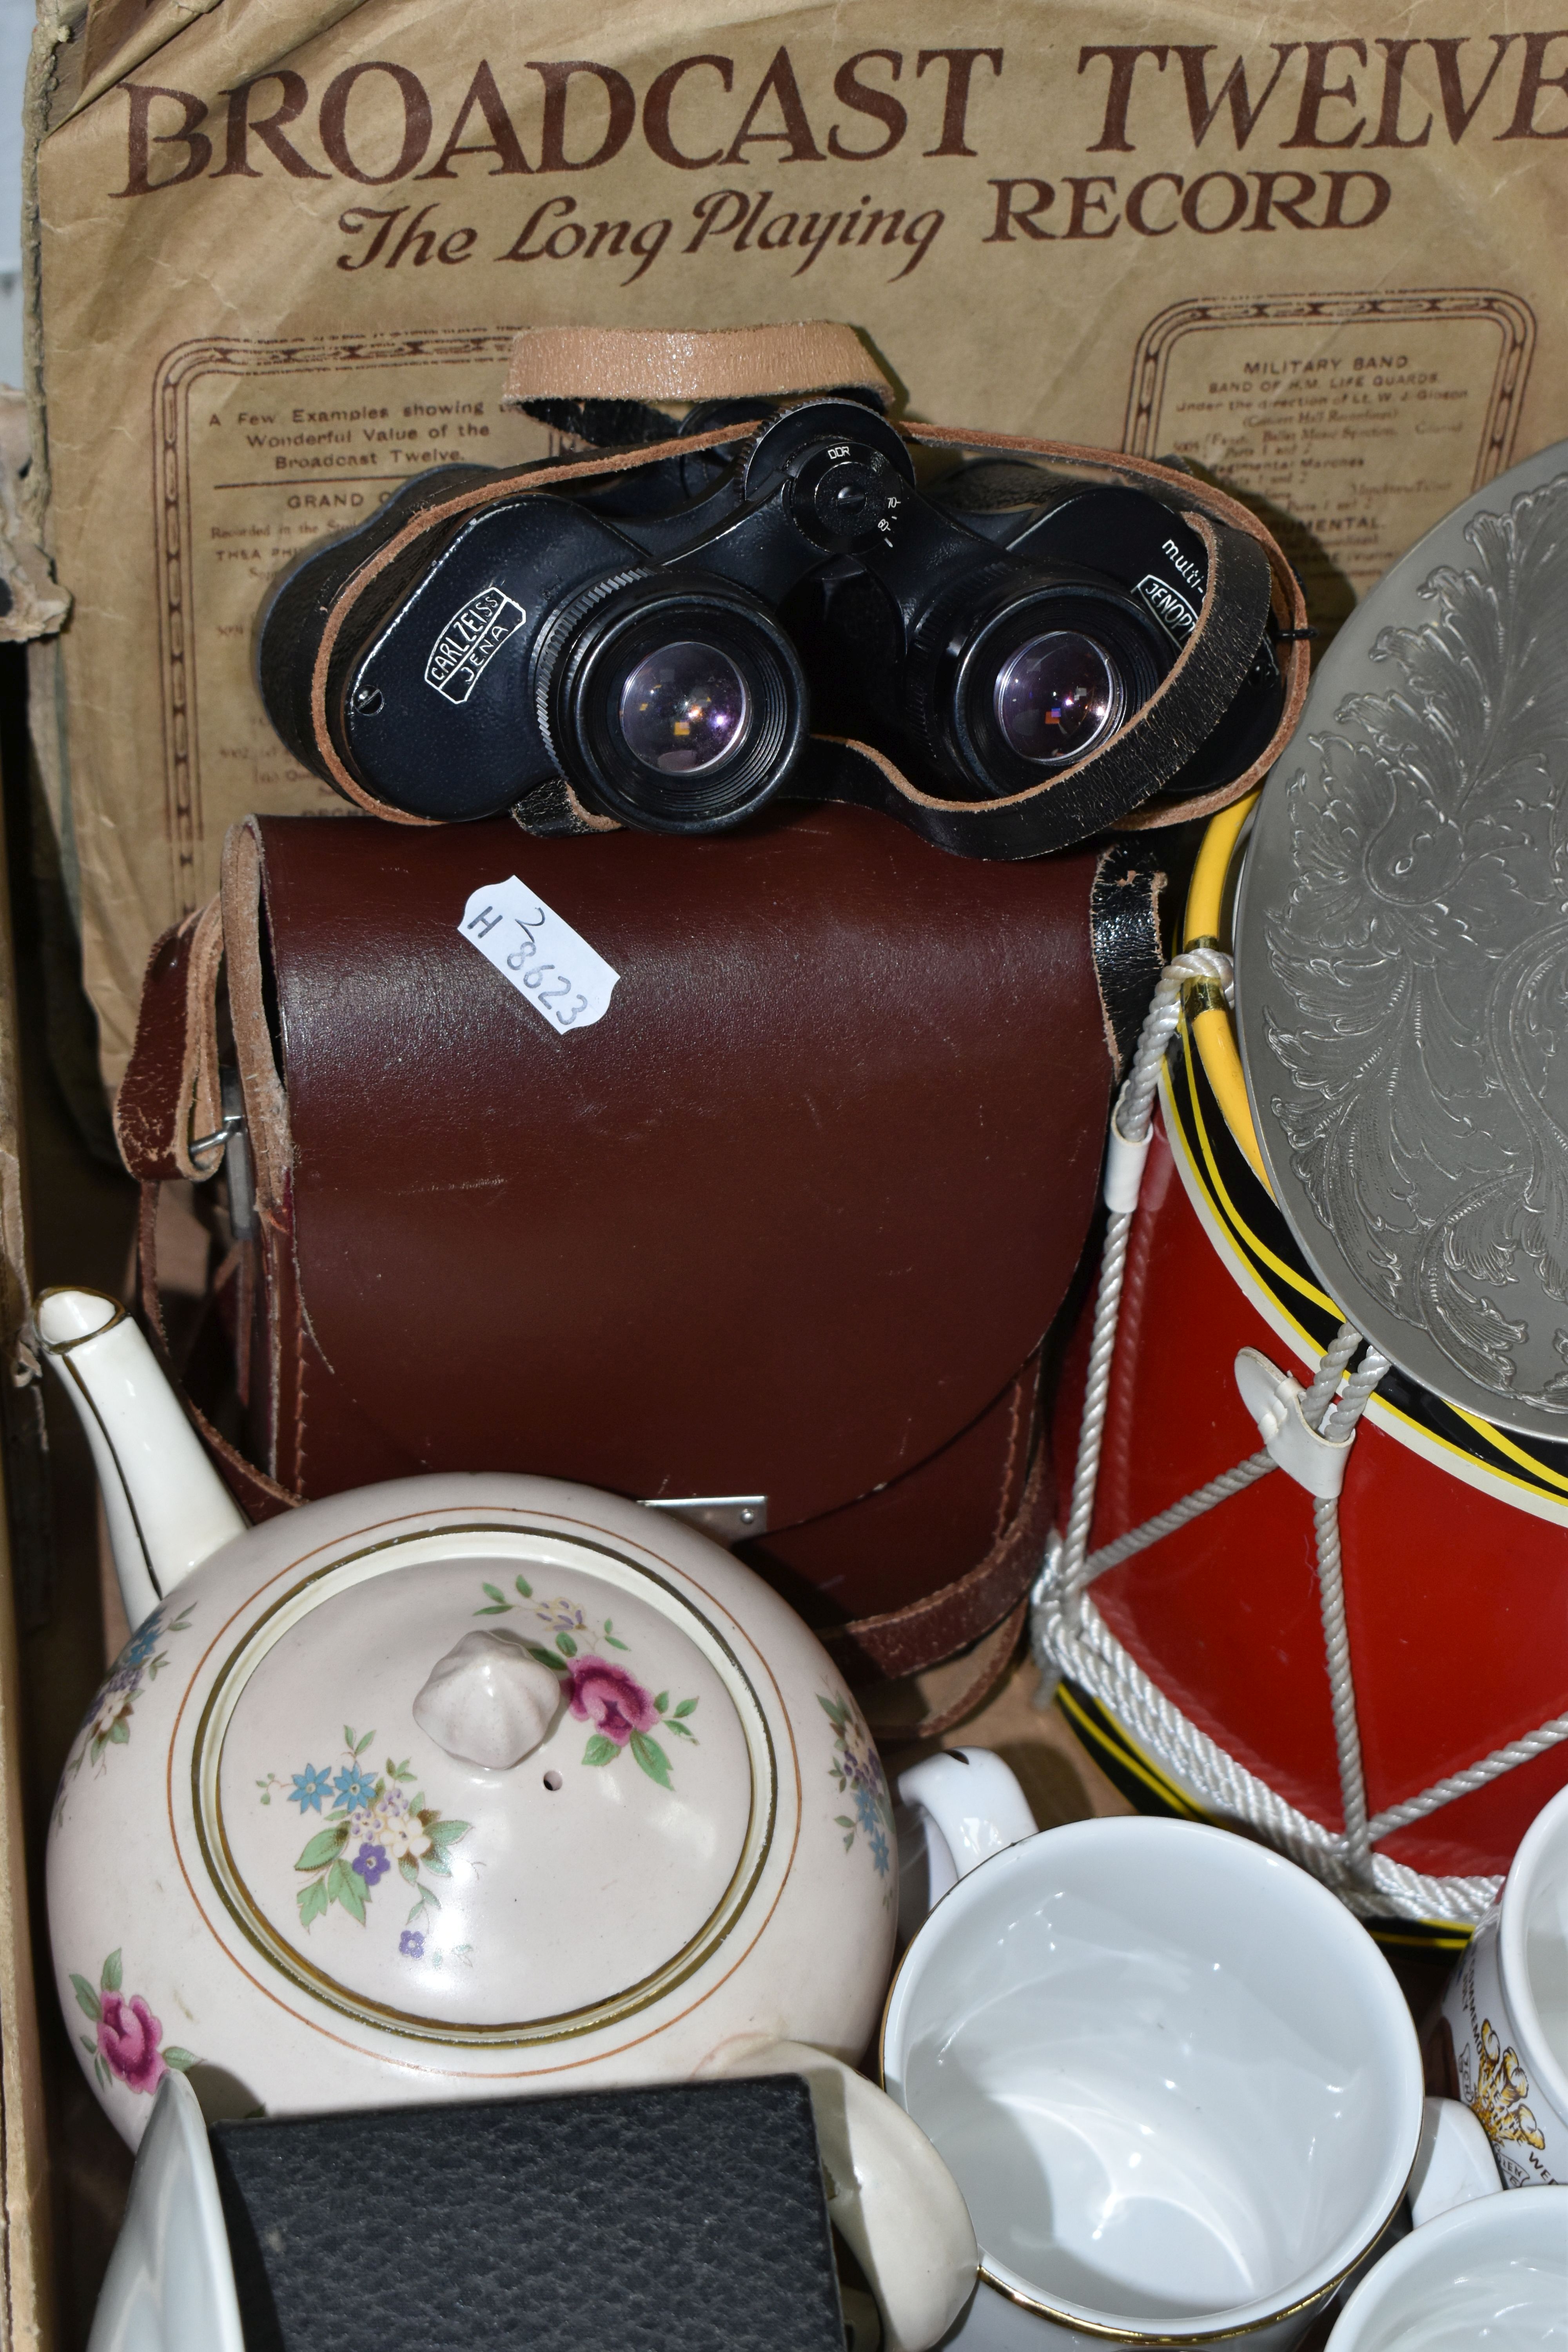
left=1043, top=795, right=1568, bottom=1937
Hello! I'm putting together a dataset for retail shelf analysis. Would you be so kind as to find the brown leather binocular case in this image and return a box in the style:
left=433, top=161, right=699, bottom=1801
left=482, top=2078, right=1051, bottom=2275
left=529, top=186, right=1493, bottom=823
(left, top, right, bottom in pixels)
left=116, top=809, right=1168, bottom=1733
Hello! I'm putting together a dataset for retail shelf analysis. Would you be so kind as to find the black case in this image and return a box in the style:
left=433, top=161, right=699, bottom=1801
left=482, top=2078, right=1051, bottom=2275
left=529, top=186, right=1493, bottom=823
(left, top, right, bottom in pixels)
left=210, top=2076, right=847, bottom=2352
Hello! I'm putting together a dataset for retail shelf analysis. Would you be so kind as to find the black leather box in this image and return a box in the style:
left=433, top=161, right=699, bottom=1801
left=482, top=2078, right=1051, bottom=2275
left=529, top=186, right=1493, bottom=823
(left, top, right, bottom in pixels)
left=210, top=2075, right=847, bottom=2352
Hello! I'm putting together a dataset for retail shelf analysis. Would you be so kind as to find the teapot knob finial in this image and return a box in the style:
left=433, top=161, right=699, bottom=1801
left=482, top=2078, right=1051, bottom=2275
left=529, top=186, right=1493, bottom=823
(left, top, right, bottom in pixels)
left=412, top=1631, right=562, bottom=1769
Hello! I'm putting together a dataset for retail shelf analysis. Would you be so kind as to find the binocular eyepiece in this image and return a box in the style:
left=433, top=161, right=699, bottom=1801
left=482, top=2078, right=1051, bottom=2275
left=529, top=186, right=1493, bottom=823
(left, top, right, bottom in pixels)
left=257, top=396, right=1284, bottom=856
left=533, top=572, right=808, bottom=833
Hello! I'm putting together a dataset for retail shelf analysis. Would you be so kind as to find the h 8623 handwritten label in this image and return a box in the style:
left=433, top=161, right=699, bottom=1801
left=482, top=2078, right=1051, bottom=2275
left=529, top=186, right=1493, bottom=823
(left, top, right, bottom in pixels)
left=459, top=876, right=620, bottom=1033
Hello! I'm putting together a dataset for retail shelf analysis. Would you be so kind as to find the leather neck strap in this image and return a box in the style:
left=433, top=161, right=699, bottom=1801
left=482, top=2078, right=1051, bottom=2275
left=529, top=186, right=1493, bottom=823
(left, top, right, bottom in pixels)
left=502, top=321, right=893, bottom=408
left=310, top=323, right=1307, bottom=838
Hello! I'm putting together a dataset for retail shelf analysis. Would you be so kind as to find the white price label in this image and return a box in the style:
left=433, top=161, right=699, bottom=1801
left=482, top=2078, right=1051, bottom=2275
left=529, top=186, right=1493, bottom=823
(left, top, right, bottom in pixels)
left=458, top=877, right=620, bottom=1033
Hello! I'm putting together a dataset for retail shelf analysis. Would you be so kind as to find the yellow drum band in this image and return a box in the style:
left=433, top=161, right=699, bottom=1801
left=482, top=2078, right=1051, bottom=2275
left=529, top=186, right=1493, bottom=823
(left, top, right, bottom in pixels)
left=1180, top=788, right=1269, bottom=1187
left=1169, top=806, right=1568, bottom=1520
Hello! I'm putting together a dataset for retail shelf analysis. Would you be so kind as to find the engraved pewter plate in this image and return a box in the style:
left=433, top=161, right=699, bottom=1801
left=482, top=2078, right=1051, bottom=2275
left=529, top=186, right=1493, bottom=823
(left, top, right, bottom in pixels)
left=1234, top=440, right=1568, bottom=1439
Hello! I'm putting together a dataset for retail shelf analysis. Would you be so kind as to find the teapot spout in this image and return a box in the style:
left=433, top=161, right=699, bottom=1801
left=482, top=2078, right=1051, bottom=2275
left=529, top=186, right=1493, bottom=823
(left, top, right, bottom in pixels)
left=36, top=1288, right=247, bottom=1631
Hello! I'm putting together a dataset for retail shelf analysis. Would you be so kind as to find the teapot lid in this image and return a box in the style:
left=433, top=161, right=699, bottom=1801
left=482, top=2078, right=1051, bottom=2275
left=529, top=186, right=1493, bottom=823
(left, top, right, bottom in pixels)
left=197, top=1528, right=770, bottom=2041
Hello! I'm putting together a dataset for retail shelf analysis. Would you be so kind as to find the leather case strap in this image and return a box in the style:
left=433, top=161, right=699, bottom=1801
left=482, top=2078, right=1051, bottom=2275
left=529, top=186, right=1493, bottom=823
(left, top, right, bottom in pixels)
left=116, top=849, right=301, bottom=1524
left=135, top=1180, right=299, bottom=1522
left=827, top=1441, right=1052, bottom=1680
left=114, top=901, right=227, bottom=1182
left=865, top=1598, right=1032, bottom=1744
left=1090, top=837, right=1168, bottom=1079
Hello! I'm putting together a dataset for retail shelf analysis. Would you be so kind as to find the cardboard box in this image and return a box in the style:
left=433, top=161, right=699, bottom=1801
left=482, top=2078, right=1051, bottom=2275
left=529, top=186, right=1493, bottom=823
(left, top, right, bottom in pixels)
left=0, top=2, right=1537, bottom=2339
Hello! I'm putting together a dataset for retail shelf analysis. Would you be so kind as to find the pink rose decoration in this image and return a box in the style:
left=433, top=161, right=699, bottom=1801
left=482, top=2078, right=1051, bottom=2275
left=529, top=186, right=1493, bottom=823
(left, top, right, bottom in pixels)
left=565, top=1656, right=659, bottom=1747
left=97, top=1991, right=167, bottom=2094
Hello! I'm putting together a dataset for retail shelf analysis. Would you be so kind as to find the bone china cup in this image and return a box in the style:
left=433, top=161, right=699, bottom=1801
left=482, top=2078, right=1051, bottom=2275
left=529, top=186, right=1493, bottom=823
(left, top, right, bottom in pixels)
left=1323, top=2185, right=1568, bottom=2352
left=1441, top=1778, right=1568, bottom=2186
left=882, top=1817, right=1426, bottom=2352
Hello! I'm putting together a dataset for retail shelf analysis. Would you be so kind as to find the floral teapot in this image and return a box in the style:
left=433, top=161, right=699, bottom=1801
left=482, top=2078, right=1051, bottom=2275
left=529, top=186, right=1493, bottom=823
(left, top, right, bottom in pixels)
left=43, top=1289, right=975, bottom=2348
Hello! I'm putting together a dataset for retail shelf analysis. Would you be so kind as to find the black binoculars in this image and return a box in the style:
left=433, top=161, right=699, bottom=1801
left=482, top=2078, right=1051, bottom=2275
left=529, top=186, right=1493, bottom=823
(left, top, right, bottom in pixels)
left=258, top=395, right=1285, bottom=857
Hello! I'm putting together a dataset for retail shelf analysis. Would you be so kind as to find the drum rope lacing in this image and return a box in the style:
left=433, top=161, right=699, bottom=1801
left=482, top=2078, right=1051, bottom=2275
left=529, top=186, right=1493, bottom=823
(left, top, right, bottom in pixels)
left=1030, top=948, right=1568, bottom=1926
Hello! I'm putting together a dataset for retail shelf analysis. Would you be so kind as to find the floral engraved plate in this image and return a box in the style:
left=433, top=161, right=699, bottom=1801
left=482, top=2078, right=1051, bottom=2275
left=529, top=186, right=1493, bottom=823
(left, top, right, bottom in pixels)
left=201, top=1541, right=764, bottom=2038
left=1235, top=439, right=1568, bottom=1438
left=1441, top=1911, right=1564, bottom=2186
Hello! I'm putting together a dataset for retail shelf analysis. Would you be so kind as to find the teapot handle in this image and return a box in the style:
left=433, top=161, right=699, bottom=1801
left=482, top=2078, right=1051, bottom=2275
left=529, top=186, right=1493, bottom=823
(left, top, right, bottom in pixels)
left=701, top=2035, right=976, bottom=2352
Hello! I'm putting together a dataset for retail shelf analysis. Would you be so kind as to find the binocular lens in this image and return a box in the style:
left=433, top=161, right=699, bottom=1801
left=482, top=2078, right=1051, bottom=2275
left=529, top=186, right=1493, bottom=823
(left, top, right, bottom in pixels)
left=619, top=643, right=752, bottom=775
left=993, top=633, right=1122, bottom=765
left=543, top=576, right=808, bottom=833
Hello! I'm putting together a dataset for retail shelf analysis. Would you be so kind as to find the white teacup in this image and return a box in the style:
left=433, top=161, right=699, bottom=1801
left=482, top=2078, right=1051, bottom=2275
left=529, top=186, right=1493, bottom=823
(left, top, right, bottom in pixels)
left=1441, top=1778, right=1568, bottom=2186
left=885, top=1763, right=1488, bottom=2352
left=1325, top=2182, right=1568, bottom=2351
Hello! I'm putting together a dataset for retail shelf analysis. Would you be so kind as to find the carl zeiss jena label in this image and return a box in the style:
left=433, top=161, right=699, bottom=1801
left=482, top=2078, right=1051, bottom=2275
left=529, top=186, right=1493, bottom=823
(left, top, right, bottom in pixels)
left=425, top=583, right=526, bottom=703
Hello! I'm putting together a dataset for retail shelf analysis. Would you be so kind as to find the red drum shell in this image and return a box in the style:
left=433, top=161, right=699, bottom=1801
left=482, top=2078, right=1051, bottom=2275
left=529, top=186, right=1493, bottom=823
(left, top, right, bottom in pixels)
left=1052, top=1018, right=1568, bottom=1887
